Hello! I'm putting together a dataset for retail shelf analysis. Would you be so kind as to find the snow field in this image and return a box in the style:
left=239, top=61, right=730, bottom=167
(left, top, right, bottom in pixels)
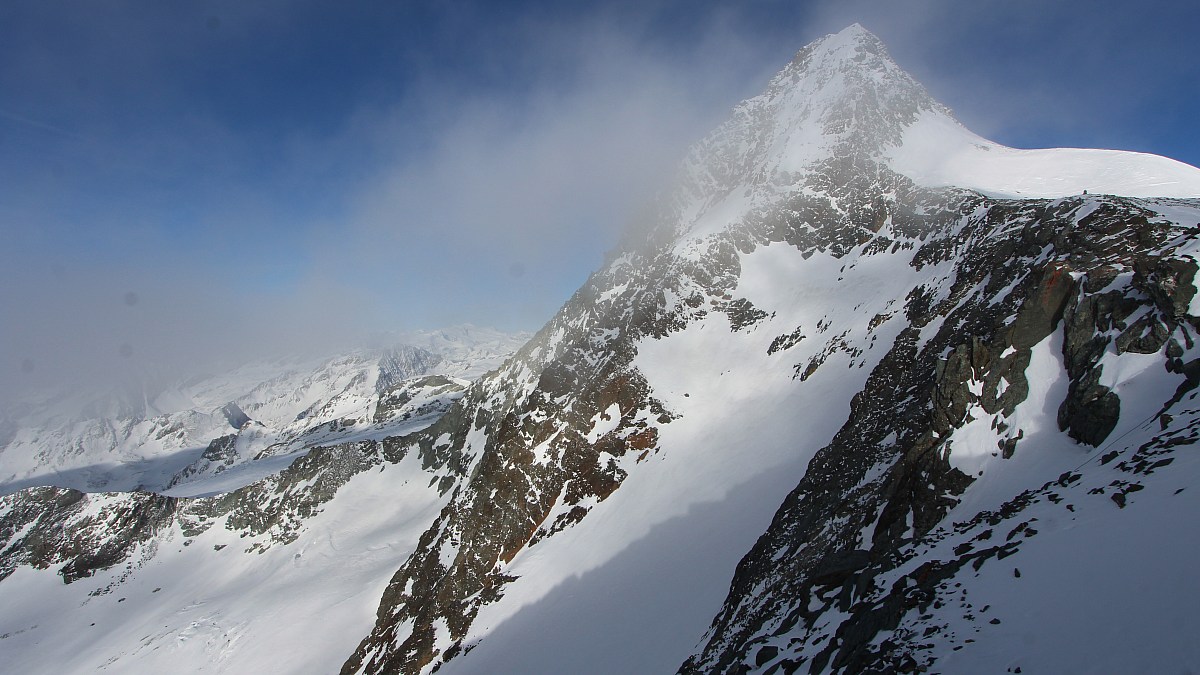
left=0, top=449, right=449, bottom=674
left=440, top=239, right=930, bottom=674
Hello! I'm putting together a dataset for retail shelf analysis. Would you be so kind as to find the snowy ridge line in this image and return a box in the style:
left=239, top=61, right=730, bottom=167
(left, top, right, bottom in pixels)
left=346, top=24, right=1200, bottom=675
left=0, top=327, right=527, bottom=499
left=885, top=109, right=1200, bottom=199
left=3, top=24, right=1200, bottom=675
left=683, top=189, right=1200, bottom=672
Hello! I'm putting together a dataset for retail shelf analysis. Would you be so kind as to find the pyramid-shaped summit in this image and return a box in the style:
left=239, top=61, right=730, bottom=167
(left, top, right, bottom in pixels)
left=664, top=23, right=945, bottom=243
left=752, top=22, right=943, bottom=154
left=2, top=24, right=1200, bottom=675
left=669, top=24, right=1200, bottom=244
left=344, top=25, right=1200, bottom=675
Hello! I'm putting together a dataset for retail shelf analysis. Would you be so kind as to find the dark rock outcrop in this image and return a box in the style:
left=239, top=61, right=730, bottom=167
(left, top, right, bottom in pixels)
left=220, top=402, right=251, bottom=430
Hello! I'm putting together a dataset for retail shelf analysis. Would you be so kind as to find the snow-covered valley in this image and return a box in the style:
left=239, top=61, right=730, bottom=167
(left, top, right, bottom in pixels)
left=3, top=24, right=1199, bottom=675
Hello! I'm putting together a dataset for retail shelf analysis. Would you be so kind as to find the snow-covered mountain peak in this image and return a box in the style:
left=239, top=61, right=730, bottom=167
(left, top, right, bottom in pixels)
left=769, top=23, right=941, bottom=147
left=4, top=27, right=1200, bottom=675
left=666, top=24, right=939, bottom=243
left=778, top=23, right=920, bottom=99
left=0, top=327, right=529, bottom=497
left=667, top=24, right=1200, bottom=245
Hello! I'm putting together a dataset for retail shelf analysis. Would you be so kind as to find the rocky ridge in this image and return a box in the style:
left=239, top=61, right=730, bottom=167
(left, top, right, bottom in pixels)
left=344, top=26, right=1200, bottom=674
left=0, top=330, right=528, bottom=497
left=2, top=25, right=1199, bottom=675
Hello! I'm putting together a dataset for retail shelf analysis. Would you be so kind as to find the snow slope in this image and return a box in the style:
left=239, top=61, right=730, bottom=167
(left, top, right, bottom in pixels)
left=670, top=23, right=1200, bottom=248
left=0, top=449, right=449, bottom=674
left=439, top=240, right=929, bottom=674
left=0, top=327, right=525, bottom=497
left=347, top=25, right=1200, bottom=674
left=4, top=24, right=1200, bottom=675
left=886, top=109, right=1200, bottom=199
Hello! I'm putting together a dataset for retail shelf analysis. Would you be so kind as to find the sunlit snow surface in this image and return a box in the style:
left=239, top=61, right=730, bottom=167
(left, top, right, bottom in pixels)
left=0, top=453, right=449, bottom=673
left=0, top=328, right=530, bottom=673
left=887, top=109, right=1200, bottom=199
left=0, top=326, right=528, bottom=497
left=847, top=328, right=1200, bottom=673
left=5, top=24, right=1200, bottom=675
left=438, top=240, right=928, bottom=674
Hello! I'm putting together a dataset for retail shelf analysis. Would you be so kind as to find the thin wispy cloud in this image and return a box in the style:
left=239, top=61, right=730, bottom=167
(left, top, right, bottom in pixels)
left=1, top=0, right=1196, bottom=406
left=0, top=108, right=87, bottom=140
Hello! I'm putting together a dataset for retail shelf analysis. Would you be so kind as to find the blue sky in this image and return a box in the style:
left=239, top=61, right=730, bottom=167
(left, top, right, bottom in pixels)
left=2, top=0, right=1198, bottom=395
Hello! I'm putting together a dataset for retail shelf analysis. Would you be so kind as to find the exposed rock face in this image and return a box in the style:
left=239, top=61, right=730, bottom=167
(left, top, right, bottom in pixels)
left=342, top=25, right=1200, bottom=675
left=373, top=375, right=465, bottom=425
left=220, top=402, right=252, bottom=430
left=0, top=435, right=385, bottom=584
left=0, top=487, right=176, bottom=584
left=1, top=338, right=472, bottom=497
left=344, top=251, right=681, bottom=674
left=2, top=25, right=1200, bottom=675
left=679, top=194, right=1200, bottom=674
left=166, top=434, right=240, bottom=488
left=375, top=347, right=444, bottom=394
left=0, top=340, right=509, bottom=654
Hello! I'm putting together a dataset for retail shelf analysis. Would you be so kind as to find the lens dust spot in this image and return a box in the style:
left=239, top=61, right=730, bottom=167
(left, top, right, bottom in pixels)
left=20, top=358, right=35, bottom=374
left=123, top=291, right=139, bottom=306
left=508, top=262, right=526, bottom=279
left=119, top=343, right=134, bottom=359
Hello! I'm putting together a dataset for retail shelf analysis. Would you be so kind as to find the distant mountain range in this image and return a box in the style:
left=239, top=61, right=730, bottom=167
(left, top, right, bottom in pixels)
left=0, top=325, right=528, bottom=498
left=3, top=25, right=1199, bottom=674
